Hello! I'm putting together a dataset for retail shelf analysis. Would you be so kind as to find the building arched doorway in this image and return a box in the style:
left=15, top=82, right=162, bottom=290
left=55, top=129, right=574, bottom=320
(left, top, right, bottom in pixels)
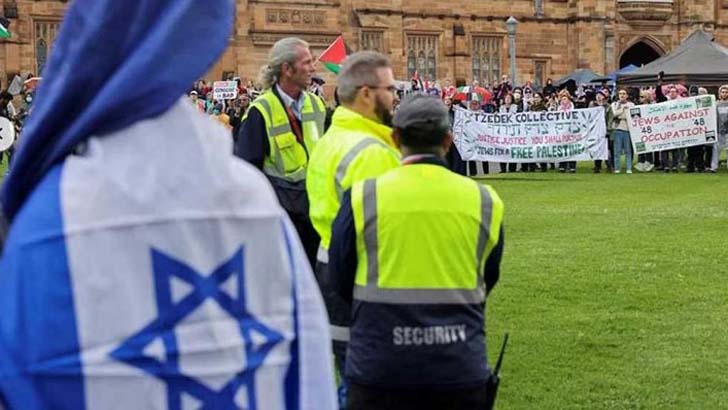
left=619, top=40, right=663, bottom=68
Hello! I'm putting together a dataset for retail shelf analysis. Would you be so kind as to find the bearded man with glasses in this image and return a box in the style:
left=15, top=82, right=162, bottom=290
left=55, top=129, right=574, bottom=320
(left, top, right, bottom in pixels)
left=306, top=50, right=402, bottom=409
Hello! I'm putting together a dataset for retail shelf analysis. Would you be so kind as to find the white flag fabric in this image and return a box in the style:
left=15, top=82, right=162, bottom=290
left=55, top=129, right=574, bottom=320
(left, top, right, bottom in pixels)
left=0, top=100, right=337, bottom=410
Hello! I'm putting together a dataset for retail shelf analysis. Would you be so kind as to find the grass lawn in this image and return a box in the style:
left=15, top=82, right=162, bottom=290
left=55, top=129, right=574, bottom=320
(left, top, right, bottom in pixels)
left=480, top=164, right=728, bottom=409
left=1, top=154, right=726, bottom=408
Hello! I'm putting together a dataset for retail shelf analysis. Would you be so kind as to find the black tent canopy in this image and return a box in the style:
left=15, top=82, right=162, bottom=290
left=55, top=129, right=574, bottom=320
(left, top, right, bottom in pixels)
left=555, top=69, right=602, bottom=87
left=617, top=30, right=728, bottom=86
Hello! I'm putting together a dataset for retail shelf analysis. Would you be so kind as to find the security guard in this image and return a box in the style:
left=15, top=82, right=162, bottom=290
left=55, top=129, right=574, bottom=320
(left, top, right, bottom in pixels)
left=329, top=94, right=505, bottom=410
left=235, top=37, right=326, bottom=266
left=305, top=51, right=401, bottom=408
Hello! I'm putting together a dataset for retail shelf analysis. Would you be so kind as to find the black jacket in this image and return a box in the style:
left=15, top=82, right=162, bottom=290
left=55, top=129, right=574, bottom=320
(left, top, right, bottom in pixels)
left=329, top=156, right=504, bottom=389
left=233, top=86, right=303, bottom=170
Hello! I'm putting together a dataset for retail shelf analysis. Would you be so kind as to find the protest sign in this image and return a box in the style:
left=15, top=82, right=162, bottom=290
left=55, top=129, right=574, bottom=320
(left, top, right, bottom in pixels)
left=628, top=95, right=717, bottom=154
left=453, top=107, right=608, bottom=162
left=213, top=81, right=238, bottom=100
left=8, top=74, right=26, bottom=96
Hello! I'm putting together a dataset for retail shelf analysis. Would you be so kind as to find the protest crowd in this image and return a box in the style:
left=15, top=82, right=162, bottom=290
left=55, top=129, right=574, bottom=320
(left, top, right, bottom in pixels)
left=175, top=68, right=728, bottom=178
left=0, top=2, right=725, bottom=408
left=4, top=40, right=726, bottom=177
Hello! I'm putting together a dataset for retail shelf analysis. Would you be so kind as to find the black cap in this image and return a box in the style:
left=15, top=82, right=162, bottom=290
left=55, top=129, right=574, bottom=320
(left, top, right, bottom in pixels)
left=392, top=94, right=449, bottom=132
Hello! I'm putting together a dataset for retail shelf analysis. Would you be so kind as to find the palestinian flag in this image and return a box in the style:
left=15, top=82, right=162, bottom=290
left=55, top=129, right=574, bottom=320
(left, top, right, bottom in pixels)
left=318, top=36, right=348, bottom=74
left=0, top=17, right=10, bottom=39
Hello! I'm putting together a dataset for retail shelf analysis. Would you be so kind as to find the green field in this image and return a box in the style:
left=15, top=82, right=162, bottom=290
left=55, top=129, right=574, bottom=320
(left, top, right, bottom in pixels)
left=481, top=165, right=728, bottom=409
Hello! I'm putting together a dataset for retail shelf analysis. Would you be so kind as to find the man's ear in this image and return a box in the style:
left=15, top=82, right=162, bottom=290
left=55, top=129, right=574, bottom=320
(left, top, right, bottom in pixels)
left=281, top=62, right=292, bottom=78
left=359, top=86, right=372, bottom=103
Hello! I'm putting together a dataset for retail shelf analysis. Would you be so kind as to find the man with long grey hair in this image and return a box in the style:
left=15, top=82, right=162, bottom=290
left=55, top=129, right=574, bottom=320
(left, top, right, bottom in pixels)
left=235, top=37, right=327, bottom=267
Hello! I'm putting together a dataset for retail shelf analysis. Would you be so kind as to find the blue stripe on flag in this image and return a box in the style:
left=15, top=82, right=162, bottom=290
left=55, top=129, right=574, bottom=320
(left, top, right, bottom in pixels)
left=0, top=165, right=86, bottom=409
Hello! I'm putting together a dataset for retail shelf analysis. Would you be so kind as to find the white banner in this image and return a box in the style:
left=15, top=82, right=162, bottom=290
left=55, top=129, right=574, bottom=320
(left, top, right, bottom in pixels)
left=453, top=107, right=608, bottom=163
left=629, top=95, right=717, bottom=154
left=213, top=81, right=239, bottom=100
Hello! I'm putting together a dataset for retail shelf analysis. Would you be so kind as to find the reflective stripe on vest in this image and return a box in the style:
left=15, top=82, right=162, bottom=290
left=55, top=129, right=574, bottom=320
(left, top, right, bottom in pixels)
left=334, top=138, right=390, bottom=200
left=256, top=98, right=292, bottom=137
left=353, top=179, right=496, bottom=305
left=303, top=99, right=326, bottom=137
left=251, top=92, right=326, bottom=182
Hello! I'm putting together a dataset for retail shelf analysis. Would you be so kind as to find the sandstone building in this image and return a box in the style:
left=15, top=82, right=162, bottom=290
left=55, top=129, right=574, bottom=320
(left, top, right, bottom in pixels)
left=2, top=0, right=728, bottom=92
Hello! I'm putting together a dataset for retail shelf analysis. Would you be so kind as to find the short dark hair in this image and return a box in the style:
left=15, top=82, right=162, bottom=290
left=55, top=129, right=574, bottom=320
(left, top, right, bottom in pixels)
left=393, top=94, right=449, bottom=149
left=398, top=125, right=449, bottom=150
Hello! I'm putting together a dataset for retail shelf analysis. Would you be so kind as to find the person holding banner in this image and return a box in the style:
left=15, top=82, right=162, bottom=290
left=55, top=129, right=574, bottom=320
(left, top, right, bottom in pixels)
left=529, top=92, right=550, bottom=172
left=499, top=94, right=519, bottom=173
left=556, top=90, right=577, bottom=173
left=687, top=87, right=708, bottom=173
left=710, top=85, right=728, bottom=172
left=590, top=89, right=612, bottom=173
left=698, top=87, right=715, bottom=171
left=635, top=91, right=656, bottom=172
left=657, top=81, right=682, bottom=173
left=611, top=89, right=635, bottom=174
left=521, top=92, right=549, bottom=172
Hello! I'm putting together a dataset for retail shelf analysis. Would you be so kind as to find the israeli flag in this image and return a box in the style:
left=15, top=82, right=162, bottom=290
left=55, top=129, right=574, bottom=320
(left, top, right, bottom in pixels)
left=0, top=101, right=337, bottom=410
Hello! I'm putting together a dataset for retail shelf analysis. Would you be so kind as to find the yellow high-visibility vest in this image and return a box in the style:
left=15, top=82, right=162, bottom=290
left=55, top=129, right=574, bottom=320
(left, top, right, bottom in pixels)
left=306, top=106, right=400, bottom=252
left=244, top=90, right=326, bottom=182
left=350, top=164, right=504, bottom=304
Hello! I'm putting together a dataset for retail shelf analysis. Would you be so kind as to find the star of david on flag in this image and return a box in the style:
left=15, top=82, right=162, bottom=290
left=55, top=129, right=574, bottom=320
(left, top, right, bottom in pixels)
left=110, top=247, right=284, bottom=410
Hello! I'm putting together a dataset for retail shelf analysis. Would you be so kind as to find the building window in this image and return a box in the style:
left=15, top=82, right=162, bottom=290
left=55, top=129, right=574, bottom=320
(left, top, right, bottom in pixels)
left=406, top=35, right=438, bottom=80
left=34, top=20, right=60, bottom=75
left=36, top=39, right=47, bottom=76
left=407, top=51, right=416, bottom=77
left=534, top=0, right=545, bottom=17
left=472, top=36, right=502, bottom=87
left=361, top=30, right=384, bottom=52
left=534, top=60, right=547, bottom=89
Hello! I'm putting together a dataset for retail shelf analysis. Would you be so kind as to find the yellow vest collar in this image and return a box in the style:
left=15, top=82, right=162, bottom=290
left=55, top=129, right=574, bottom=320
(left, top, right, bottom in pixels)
left=331, top=106, right=395, bottom=148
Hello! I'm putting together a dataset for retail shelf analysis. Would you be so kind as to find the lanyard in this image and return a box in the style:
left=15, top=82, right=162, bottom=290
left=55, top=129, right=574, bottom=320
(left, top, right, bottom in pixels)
left=284, top=105, right=304, bottom=145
